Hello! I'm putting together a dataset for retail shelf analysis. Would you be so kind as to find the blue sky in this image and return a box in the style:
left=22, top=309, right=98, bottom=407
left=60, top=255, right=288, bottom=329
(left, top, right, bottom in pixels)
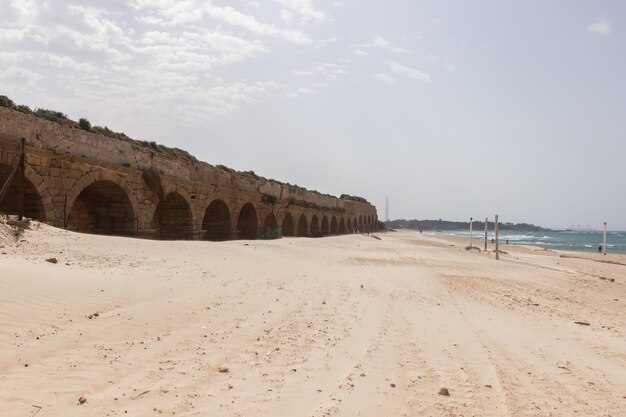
left=1, top=0, right=624, bottom=229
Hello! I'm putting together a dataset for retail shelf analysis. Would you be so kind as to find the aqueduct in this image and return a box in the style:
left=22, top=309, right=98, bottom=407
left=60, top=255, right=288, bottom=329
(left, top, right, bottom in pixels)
left=0, top=107, right=380, bottom=240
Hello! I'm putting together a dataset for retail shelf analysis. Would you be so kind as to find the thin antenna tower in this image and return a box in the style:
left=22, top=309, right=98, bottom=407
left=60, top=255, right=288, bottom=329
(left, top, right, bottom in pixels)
left=385, top=195, right=389, bottom=222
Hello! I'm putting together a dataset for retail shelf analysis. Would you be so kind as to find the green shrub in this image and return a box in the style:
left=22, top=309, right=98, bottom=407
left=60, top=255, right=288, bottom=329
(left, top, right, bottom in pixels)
left=78, top=117, right=91, bottom=131
left=35, top=108, right=68, bottom=121
left=15, top=104, right=31, bottom=114
left=261, top=194, right=278, bottom=205
left=0, top=95, right=15, bottom=108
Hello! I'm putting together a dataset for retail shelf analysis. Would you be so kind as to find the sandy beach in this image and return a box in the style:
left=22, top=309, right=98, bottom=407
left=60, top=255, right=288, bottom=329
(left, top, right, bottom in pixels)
left=1, top=223, right=624, bottom=417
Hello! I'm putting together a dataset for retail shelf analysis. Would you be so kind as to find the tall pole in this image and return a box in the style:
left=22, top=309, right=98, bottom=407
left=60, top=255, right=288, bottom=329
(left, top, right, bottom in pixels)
left=385, top=195, right=389, bottom=222
left=495, top=214, right=500, bottom=260
left=603, top=222, right=607, bottom=256
left=469, top=217, right=473, bottom=248
left=484, top=217, right=488, bottom=252
left=17, top=138, right=25, bottom=221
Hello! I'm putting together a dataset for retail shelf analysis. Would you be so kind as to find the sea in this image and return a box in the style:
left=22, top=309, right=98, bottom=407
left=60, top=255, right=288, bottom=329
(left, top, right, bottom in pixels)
left=429, top=230, right=626, bottom=254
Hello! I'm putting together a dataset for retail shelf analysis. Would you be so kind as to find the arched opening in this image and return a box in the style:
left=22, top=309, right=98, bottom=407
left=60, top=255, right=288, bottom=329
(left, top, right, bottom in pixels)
left=359, top=215, right=363, bottom=231
left=339, top=218, right=346, bottom=233
left=262, top=213, right=279, bottom=239
left=310, top=215, right=320, bottom=236
left=347, top=218, right=352, bottom=232
left=297, top=214, right=308, bottom=236
left=203, top=199, right=231, bottom=241
left=0, top=163, right=45, bottom=221
left=152, top=192, right=193, bottom=240
left=282, top=212, right=295, bottom=237
left=321, top=215, right=329, bottom=235
left=330, top=217, right=338, bottom=234
left=67, top=180, right=135, bottom=236
left=354, top=217, right=358, bottom=231
left=237, top=203, right=258, bottom=240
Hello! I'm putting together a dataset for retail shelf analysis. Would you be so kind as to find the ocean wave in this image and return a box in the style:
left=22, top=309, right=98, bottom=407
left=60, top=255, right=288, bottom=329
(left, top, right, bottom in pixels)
left=430, top=230, right=626, bottom=253
left=499, top=235, right=535, bottom=241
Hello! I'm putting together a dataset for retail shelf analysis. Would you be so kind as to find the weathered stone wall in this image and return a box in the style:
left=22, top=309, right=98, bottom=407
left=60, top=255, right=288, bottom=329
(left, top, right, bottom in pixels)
left=0, top=107, right=379, bottom=239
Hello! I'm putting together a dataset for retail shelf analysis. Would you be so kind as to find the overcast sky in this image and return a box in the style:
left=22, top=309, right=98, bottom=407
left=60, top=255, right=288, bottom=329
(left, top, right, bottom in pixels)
left=1, top=0, right=625, bottom=229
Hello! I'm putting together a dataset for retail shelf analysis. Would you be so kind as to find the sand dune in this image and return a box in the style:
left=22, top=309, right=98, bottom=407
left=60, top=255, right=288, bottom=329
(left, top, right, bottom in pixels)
left=1, top=223, right=624, bottom=416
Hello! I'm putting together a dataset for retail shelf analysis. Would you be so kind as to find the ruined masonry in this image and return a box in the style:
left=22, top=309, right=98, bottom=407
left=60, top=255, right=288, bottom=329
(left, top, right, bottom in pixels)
left=0, top=107, right=380, bottom=240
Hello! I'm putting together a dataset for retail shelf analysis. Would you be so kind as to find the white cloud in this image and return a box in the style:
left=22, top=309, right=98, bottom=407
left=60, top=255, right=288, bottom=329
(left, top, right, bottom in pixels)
left=375, top=73, right=396, bottom=85
left=0, top=66, right=43, bottom=84
left=587, top=19, right=611, bottom=35
left=353, top=49, right=368, bottom=56
left=293, top=62, right=347, bottom=79
left=0, top=1, right=316, bottom=123
left=372, top=35, right=409, bottom=53
left=359, top=35, right=409, bottom=54
left=131, top=1, right=317, bottom=45
left=385, top=61, right=431, bottom=82
left=274, top=0, right=326, bottom=26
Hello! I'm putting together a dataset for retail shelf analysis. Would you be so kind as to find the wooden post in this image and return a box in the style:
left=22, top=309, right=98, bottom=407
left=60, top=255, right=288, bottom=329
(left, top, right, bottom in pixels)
left=0, top=164, right=19, bottom=204
left=484, top=217, right=488, bottom=252
left=603, top=222, right=607, bottom=255
left=495, top=214, right=500, bottom=260
left=17, top=138, right=25, bottom=221
left=469, top=217, right=473, bottom=248
left=63, top=194, right=69, bottom=229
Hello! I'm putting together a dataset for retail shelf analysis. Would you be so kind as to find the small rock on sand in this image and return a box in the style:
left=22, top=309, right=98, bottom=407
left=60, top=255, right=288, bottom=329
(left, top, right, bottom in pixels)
left=218, top=366, right=229, bottom=373
left=46, top=257, right=58, bottom=264
left=438, top=387, right=450, bottom=396
left=78, top=396, right=87, bottom=405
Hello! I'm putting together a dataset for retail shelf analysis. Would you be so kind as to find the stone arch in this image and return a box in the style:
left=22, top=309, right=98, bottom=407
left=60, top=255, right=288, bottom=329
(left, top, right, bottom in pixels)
left=0, top=162, right=52, bottom=222
left=359, top=215, right=363, bottom=230
left=262, top=213, right=279, bottom=239
left=65, top=170, right=139, bottom=229
left=296, top=213, right=308, bottom=236
left=339, top=217, right=346, bottom=233
left=152, top=192, right=194, bottom=239
left=347, top=218, right=352, bottom=232
left=237, top=203, right=258, bottom=240
left=321, top=215, right=329, bottom=235
left=203, top=199, right=231, bottom=241
left=67, top=180, right=136, bottom=236
left=282, top=212, right=295, bottom=237
left=310, top=214, right=320, bottom=236
left=330, top=216, right=338, bottom=234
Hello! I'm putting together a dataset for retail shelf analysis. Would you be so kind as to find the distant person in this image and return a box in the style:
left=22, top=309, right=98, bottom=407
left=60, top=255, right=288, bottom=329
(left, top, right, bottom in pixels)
left=491, top=238, right=495, bottom=244
left=506, top=239, right=509, bottom=245
left=598, top=245, right=602, bottom=253
left=419, top=228, right=423, bottom=234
